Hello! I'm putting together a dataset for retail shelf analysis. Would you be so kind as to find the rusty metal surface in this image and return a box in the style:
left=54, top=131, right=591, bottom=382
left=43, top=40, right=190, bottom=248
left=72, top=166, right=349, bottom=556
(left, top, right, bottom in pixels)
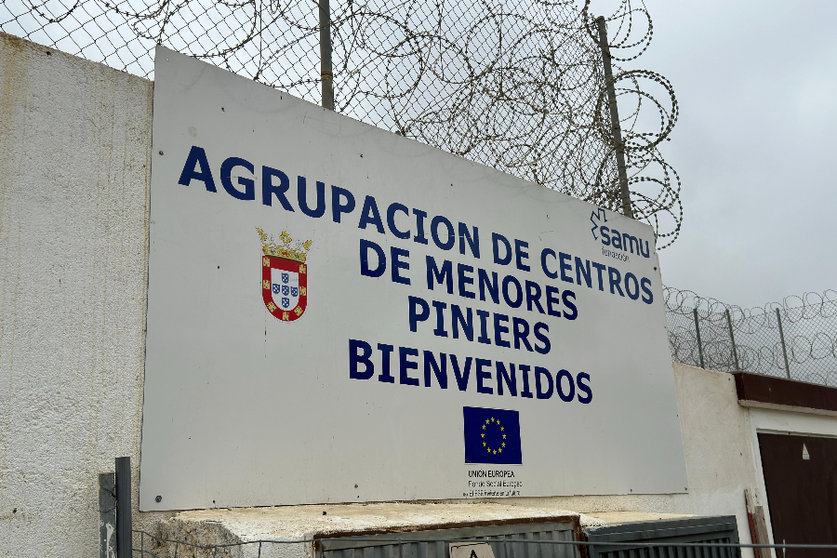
left=734, top=372, right=837, bottom=414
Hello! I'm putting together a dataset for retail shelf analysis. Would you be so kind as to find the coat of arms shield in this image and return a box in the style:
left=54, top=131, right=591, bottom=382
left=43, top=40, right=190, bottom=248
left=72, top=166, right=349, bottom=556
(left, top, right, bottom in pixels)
left=257, top=228, right=312, bottom=322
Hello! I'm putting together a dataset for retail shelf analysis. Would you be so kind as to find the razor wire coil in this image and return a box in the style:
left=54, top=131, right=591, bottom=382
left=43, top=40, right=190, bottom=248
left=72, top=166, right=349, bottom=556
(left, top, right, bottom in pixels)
left=665, top=286, right=837, bottom=387
left=5, top=2, right=833, bottom=386
left=2, top=0, right=682, bottom=246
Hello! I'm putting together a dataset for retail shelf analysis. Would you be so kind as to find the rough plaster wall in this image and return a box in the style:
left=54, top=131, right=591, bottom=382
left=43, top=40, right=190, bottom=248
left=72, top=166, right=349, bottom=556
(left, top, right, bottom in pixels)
left=0, top=34, right=167, bottom=557
left=670, top=363, right=761, bottom=537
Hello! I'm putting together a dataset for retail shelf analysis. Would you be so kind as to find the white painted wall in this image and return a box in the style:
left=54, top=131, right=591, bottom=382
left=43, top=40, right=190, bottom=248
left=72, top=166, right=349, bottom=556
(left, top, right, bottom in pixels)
left=1, top=32, right=834, bottom=558
left=0, top=33, right=167, bottom=557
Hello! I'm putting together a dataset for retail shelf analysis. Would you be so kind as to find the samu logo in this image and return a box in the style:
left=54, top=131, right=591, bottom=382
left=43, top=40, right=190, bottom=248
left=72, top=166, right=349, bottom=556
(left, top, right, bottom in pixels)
left=589, top=208, right=650, bottom=261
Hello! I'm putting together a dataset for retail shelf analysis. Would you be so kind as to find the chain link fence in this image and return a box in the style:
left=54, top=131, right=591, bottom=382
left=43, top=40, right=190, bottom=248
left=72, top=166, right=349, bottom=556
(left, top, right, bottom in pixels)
left=1, top=0, right=682, bottom=247
left=665, top=287, right=837, bottom=387
left=3, top=2, right=834, bottom=385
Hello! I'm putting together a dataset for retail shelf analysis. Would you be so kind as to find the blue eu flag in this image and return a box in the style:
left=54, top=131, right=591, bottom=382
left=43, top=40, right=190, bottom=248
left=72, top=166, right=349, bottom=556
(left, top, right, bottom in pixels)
left=463, top=406, right=522, bottom=465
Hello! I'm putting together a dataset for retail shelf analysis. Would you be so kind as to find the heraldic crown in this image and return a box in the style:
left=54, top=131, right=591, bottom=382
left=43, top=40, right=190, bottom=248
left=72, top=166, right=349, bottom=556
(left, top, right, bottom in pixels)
left=257, top=228, right=312, bottom=263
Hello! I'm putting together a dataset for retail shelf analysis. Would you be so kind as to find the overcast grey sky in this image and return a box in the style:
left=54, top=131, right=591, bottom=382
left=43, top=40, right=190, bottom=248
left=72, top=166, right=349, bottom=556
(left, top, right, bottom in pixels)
left=633, top=1, right=837, bottom=307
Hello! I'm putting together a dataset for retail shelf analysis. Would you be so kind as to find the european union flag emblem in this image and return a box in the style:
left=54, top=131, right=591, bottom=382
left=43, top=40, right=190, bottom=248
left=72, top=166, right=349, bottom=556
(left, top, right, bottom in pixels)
left=463, top=406, right=522, bottom=465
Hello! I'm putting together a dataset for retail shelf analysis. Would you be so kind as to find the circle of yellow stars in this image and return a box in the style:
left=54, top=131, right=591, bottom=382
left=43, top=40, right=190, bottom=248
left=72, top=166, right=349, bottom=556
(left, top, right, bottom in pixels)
left=481, top=416, right=507, bottom=455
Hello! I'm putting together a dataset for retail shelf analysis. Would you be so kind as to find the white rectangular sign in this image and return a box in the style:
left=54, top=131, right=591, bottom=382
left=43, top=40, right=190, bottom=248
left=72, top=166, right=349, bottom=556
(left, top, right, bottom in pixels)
left=140, top=47, right=687, bottom=511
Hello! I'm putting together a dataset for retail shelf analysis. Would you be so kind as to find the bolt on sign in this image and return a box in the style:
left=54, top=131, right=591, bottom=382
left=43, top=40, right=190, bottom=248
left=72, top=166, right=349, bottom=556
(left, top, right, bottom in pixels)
left=140, top=47, right=688, bottom=511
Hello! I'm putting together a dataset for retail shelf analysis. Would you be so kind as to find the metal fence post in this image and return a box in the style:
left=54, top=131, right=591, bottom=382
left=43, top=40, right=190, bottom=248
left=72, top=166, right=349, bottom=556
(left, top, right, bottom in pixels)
left=693, top=308, right=705, bottom=369
left=595, top=16, right=633, bottom=219
left=99, top=473, right=117, bottom=558
left=725, top=309, right=740, bottom=371
left=776, top=308, right=791, bottom=379
left=319, top=0, right=335, bottom=110
left=115, top=457, right=132, bottom=558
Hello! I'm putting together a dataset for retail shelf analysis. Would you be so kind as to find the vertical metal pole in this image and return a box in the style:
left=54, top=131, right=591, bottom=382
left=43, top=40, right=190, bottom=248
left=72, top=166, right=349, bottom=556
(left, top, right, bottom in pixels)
left=115, top=457, right=132, bottom=558
left=693, top=308, right=705, bottom=369
left=725, top=308, right=740, bottom=370
left=776, top=308, right=791, bottom=379
left=319, top=0, right=335, bottom=110
left=595, top=16, right=633, bottom=219
left=99, top=473, right=117, bottom=558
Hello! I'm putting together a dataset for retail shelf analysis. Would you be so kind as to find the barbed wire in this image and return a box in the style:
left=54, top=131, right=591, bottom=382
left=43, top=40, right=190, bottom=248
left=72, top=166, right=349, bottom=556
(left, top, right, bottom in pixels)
left=1, top=0, right=682, bottom=246
left=665, top=286, right=837, bottom=386
left=4, top=2, right=831, bottom=385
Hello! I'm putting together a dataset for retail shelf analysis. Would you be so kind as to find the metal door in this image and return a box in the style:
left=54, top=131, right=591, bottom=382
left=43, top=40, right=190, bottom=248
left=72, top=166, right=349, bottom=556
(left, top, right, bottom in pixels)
left=758, top=432, right=837, bottom=557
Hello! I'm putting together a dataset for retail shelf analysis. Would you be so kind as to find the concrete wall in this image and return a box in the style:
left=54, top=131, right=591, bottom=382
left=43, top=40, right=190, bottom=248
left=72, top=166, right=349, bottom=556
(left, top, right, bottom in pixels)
left=0, top=33, right=166, bottom=557
left=1, top=32, right=835, bottom=558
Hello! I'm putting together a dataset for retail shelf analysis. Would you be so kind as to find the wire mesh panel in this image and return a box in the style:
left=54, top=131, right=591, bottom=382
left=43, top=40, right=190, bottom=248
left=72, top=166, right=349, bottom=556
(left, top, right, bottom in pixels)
left=665, top=287, right=837, bottom=387
left=331, top=2, right=610, bottom=197
left=1, top=0, right=683, bottom=246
